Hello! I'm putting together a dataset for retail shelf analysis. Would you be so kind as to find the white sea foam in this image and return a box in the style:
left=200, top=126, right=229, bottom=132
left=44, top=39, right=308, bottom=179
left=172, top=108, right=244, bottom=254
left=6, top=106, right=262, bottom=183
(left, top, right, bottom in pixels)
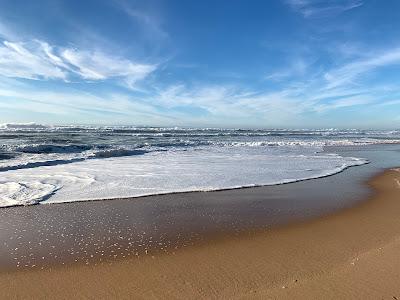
left=0, top=146, right=367, bottom=207
left=0, top=181, right=59, bottom=207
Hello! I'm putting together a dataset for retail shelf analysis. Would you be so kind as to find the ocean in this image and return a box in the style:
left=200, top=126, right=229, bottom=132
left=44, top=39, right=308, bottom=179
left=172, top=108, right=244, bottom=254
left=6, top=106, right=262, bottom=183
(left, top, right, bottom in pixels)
left=1, top=123, right=399, bottom=207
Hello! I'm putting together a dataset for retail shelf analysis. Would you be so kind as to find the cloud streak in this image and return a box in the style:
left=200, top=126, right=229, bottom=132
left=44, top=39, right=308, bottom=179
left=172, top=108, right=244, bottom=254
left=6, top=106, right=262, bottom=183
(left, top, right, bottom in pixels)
left=0, top=82, right=175, bottom=125
left=323, top=48, right=400, bottom=89
left=0, top=39, right=156, bottom=87
left=0, top=41, right=67, bottom=80
left=120, top=5, right=167, bottom=40
left=287, top=0, right=363, bottom=18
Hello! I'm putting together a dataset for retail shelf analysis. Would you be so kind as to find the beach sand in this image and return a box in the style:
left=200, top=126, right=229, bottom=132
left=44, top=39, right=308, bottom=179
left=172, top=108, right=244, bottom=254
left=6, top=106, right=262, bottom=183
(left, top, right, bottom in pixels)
left=1, top=168, right=400, bottom=299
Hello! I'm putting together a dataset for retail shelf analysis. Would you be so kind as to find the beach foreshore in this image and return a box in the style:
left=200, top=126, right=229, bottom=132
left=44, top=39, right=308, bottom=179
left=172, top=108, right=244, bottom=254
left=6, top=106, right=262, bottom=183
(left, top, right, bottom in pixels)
left=1, top=168, right=400, bottom=299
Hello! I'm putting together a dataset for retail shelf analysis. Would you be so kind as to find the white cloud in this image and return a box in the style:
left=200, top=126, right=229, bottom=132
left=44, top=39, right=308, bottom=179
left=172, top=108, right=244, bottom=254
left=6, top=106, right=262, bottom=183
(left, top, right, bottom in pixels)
left=0, top=41, right=67, bottom=80
left=0, top=39, right=156, bottom=86
left=312, top=95, right=373, bottom=112
left=153, top=84, right=246, bottom=117
left=287, top=0, right=363, bottom=18
left=61, top=48, right=156, bottom=87
left=0, top=84, right=174, bottom=125
left=150, top=84, right=305, bottom=123
left=324, top=48, right=400, bottom=89
left=261, top=45, right=400, bottom=117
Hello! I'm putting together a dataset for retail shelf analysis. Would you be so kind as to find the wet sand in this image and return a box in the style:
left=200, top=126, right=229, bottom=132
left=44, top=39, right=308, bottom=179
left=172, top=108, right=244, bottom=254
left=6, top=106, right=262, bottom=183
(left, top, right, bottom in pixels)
left=1, top=168, right=400, bottom=298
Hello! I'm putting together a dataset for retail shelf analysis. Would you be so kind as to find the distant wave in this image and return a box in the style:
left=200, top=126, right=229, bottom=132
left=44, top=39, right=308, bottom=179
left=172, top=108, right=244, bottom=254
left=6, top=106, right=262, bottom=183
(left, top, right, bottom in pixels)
left=1, top=124, right=400, bottom=136
left=0, top=123, right=50, bottom=130
left=6, top=139, right=400, bottom=156
left=221, top=139, right=400, bottom=147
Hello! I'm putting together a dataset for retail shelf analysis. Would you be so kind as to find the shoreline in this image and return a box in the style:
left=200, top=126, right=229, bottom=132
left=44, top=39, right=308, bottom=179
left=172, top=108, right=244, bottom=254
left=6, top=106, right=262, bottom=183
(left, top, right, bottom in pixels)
left=1, top=167, right=400, bottom=298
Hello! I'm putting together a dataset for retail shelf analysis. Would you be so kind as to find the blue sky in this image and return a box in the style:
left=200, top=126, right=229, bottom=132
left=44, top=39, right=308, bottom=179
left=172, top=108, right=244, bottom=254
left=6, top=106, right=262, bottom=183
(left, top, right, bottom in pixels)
left=0, top=0, right=400, bottom=128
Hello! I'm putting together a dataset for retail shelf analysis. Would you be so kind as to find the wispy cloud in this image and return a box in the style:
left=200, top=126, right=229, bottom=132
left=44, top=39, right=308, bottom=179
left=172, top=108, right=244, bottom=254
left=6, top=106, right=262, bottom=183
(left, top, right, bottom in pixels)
left=324, top=47, right=400, bottom=89
left=60, top=48, right=156, bottom=87
left=236, top=53, right=400, bottom=125
left=0, top=41, right=67, bottom=80
left=0, top=83, right=174, bottom=124
left=287, top=0, right=363, bottom=18
left=154, top=84, right=243, bottom=116
left=265, top=59, right=309, bottom=81
left=115, top=0, right=168, bottom=41
left=312, top=95, right=373, bottom=112
left=151, top=84, right=306, bottom=124
left=0, top=39, right=157, bottom=87
left=0, top=21, right=16, bottom=41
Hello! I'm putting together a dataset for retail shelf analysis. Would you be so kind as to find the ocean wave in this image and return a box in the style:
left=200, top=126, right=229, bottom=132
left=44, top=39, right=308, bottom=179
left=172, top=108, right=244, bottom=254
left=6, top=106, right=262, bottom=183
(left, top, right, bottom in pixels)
left=1, top=124, right=400, bottom=136
left=90, top=149, right=148, bottom=158
left=0, top=152, right=16, bottom=160
left=6, top=138, right=400, bottom=156
left=0, top=137, right=399, bottom=173
left=16, top=144, right=94, bottom=154
left=0, top=148, right=150, bottom=172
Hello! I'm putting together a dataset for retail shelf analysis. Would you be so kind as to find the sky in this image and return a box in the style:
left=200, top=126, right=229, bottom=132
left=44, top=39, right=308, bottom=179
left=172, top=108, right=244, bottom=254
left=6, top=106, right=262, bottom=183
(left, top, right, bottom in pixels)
left=0, top=0, right=400, bottom=128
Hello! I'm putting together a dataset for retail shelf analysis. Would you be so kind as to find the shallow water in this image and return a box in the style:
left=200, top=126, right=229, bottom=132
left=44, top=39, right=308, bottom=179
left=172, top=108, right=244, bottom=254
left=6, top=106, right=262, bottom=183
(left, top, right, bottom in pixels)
left=2, top=124, right=399, bottom=207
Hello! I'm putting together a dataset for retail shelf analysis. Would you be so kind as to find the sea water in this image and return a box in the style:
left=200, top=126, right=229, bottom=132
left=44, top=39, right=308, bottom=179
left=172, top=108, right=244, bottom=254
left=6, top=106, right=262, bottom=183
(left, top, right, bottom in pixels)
left=1, top=123, right=399, bottom=207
